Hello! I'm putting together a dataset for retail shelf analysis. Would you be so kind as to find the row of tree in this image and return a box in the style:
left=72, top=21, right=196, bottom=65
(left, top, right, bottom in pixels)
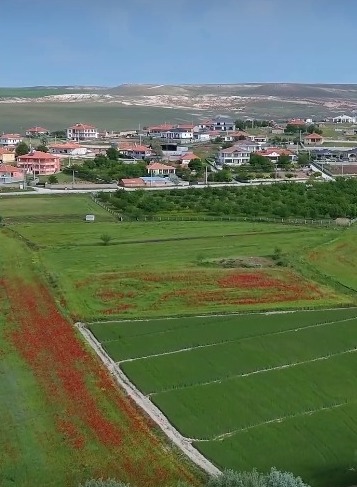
left=99, top=179, right=357, bottom=220
left=80, top=468, right=312, bottom=487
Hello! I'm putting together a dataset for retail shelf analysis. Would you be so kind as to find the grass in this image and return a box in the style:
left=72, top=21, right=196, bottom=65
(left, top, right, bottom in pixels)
left=0, top=211, right=199, bottom=486
left=27, top=220, right=350, bottom=320
left=2, top=194, right=357, bottom=486
left=0, top=102, right=209, bottom=132
left=90, top=310, right=357, bottom=487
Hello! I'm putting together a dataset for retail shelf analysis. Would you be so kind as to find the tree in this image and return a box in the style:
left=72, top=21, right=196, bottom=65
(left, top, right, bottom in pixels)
left=37, top=144, right=49, bottom=152
left=50, top=130, right=66, bottom=138
left=149, top=139, right=163, bottom=157
left=48, top=175, right=58, bottom=184
left=100, top=234, right=112, bottom=246
left=208, top=468, right=310, bottom=487
left=106, top=147, right=119, bottom=161
left=188, top=158, right=203, bottom=173
left=297, top=153, right=310, bottom=167
left=15, top=141, right=30, bottom=157
left=278, top=154, right=291, bottom=170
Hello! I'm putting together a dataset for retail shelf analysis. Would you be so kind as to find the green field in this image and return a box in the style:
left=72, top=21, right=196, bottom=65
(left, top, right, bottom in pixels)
left=1, top=194, right=357, bottom=486
left=90, top=310, right=357, bottom=487
left=0, top=102, right=209, bottom=132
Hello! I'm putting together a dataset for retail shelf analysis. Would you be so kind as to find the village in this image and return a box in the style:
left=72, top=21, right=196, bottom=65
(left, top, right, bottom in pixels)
left=1, top=114, right=357, bottom=191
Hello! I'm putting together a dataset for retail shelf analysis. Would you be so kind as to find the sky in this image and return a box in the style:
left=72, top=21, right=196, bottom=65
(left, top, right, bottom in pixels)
left=2, top=0, right=357, bottom=86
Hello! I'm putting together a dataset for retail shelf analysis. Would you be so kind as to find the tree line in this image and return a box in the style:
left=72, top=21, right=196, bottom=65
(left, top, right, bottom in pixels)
left=98, top=179, right=357, bottom=220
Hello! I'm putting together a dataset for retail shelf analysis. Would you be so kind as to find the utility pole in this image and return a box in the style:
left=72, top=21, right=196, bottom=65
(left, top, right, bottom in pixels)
left=205, top=164, right=208, bottom=186
left=72, top=169, right=75, bottom=188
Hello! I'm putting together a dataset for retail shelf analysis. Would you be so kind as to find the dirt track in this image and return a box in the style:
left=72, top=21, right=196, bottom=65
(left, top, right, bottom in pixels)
left=76, top=322, right=221, bottom=477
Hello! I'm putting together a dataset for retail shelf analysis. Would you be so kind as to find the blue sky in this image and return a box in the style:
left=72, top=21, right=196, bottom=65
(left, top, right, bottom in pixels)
left=2, top=0, right=356, bottom=86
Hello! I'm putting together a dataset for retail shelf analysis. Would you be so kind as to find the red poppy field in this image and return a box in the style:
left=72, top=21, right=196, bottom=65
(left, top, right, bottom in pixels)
left=0, top=233, right=198, bottom=487
left=74, top=267, right=339, bottom=320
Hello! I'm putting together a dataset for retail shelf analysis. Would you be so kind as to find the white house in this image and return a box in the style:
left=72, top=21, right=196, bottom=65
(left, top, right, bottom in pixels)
left=49, top=142, right=88, bottom=156
left=218, top=146, right=251, bottom=166
left=0, top=133, right=22, bottom=146
left=332, top=115, right=357, bottom=124
left=206, top=116, right=235, bottom=132
left=147, top=162, right=176, bottom=176
left=67, top=123, right=98, bottom=140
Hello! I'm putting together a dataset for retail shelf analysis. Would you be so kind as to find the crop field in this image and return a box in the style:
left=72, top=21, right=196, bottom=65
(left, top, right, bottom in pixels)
left=1, top=194, right=357, bottom=486
left=0, top=102, right=208, bottom=132
left=90, top=309, right=357, bottom=487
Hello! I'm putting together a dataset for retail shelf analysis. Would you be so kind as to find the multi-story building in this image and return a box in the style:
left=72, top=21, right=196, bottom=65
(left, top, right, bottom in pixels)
left=17, top=150, right=61, bottom=175
left=25, top=126, right=49, bottom=137
left=67, top=123, right=98, bottom=141
left=0, top=133, right=22, bottom=146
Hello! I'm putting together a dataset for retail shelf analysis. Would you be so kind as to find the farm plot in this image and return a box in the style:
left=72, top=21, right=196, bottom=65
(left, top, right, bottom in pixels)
left=90, top=309, right=357, bottom=487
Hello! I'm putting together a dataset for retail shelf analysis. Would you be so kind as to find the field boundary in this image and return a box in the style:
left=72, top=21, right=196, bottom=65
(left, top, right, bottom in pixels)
left=76, top=322, right=221, bottom=476
left=199, top=400, right=357, bottom=442
left=148, top=347, right=357, bottom=396
left=88, top=305, right=357, bottom=325
left=113, top=315, right=357, bottom=364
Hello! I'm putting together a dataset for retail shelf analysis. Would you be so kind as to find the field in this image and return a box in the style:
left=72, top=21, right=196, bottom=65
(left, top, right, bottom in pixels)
left=1, top=194, right=357, bottom=486
left=90, top=309, right=357, bottom=487
left=0, top=102, right=208, bottom=132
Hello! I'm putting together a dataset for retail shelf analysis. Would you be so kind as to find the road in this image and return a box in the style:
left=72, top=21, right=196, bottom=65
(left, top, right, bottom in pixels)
left=0, top=178, right=314, bottom=197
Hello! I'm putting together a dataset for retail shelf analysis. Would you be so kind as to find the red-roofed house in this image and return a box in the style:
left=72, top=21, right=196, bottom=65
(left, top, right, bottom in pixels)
left=17, top=151, right=60, bottom=175
left=257, top=148, right=297, bottom=162
left=25, top=126, right=49, bottom=137
left=147, top=124, right=174, bottom=136
left=180, top=152, right=199, bottom=166
left=67, top=123, right=98, bottom=140
left=0, top=165, right=24, bottom=184
left=147, top=162, right=176, bottom=176
left=288, top=119, right=306, bottom=126
left=118, top=143, right=153, bottom=160
left=49, top=142, right=88, bottom=156
left=0, top=148, right=16, bottom=164
left=303, top=133, right=324, bottom=145
left=0, top=134, right=22, bottom=146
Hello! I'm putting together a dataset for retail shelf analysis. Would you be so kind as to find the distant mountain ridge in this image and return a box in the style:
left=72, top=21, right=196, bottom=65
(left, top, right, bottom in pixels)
left=1, top=83, right=357, bottom=119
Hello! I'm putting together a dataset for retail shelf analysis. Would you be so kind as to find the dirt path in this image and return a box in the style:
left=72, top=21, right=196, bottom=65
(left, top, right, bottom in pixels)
left=76, top=323, right=221, bottom=477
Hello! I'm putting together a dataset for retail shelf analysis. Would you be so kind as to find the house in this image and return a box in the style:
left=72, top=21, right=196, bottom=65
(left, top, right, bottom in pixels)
left=147, top=124, right=174, bottom=137
left=270, top=126, right=285, bottom=135
left=160, top=127, right=194, bottom=142
left=118, top=143, right=153, bottom=160
left=288, top=119, right=306, bottom=127
left=303, top=133, right=324, bottom=145
left=206, top=116, right=235, bottom=132
left=257, top=148, right=297, bottom=162
left=0, top=133, right=22, bottom=146
left=249, top=135, right=268, bottom=144
left=25, top=126, right=49, bottom=137
left=223, top=130, right=249, bottom=142
left=0, top=148, right=16, bottom=164
left=147, top=162, right=176, bottom=176
left=67, top=123, right=98, bottom=140
left=17, top=150, right=61, bottom=175
left=180, top=152, right=199, bottom=166
left=217, top=146, right=251, bottom=166
left=49, top=142, right=88, bottom=156
left=0, top=165, right=24, bottom=184
left=332, top=114, right=357, bottom=124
